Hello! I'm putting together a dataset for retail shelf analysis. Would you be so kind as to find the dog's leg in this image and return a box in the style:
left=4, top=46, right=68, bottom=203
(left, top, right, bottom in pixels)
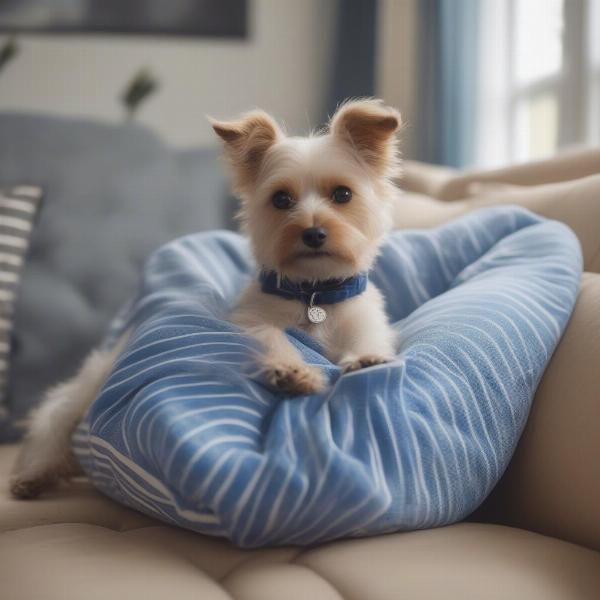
left=10, top=336, right=127, bottom=499
left=334, top=291, right=396, bottom=373
left=244, top=324, right=325, bottom=394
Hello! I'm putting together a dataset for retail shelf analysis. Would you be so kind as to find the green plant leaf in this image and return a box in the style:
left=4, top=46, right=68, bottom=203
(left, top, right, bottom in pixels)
left=121, top=68, right=160, bottom=117
left=0, top=37, right=19, bottom=75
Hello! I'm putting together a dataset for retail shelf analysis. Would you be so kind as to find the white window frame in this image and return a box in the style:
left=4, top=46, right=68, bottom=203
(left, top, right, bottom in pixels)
left=508, top=0, right=566, bottom=161
left=476, top=0, right=597, bottom=168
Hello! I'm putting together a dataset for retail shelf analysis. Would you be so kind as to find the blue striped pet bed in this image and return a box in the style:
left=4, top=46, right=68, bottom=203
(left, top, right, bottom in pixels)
left=73, top=206, right=582, bottom=548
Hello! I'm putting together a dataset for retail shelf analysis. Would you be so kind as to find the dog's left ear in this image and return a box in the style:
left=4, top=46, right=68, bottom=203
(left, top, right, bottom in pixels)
left=210, top=110, right=282, bottom=195
left=330, top=99, right=401, bottom=178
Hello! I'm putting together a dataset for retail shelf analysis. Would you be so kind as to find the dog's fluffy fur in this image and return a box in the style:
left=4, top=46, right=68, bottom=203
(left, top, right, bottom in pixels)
left=10, top=99, right=401, bottom=499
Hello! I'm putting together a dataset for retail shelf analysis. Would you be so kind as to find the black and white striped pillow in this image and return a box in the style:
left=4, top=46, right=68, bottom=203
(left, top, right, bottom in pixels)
left=0, top=186, right=43, bottom=420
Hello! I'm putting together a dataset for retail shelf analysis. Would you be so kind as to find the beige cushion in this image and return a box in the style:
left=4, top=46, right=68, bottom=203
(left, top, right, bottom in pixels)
left=0, top=443, right=599, bottom=600
left=394, top=174, right=600, bottom=272
left=402, top=147, right=600, bottom=201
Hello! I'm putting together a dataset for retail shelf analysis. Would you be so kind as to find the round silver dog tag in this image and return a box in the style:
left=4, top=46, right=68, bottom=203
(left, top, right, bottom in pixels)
left=307, top=305, right=327, bottom=324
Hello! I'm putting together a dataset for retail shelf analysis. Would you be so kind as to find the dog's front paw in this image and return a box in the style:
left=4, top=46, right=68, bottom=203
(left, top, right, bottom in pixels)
left=263, top=362, right=325, bottom=395
left=341, top=354, right=391, bottom=373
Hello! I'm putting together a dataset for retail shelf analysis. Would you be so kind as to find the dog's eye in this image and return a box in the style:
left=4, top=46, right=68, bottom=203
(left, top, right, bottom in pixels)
left=272, top=190, right=293, bottom=210
left=332, top=186, right=352, bottom=204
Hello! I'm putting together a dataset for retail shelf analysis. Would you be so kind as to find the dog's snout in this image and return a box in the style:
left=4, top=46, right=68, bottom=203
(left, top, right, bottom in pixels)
left=302, top=227, right=327, bottom=249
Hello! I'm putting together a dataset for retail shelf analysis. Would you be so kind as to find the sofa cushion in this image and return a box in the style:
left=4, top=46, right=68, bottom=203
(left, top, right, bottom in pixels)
left=401, top=148, right=600, bottom=201
left=73, top=206, right=581, bottom=547
left=0, top=113, right=230, bottom=427
left=0, top=444, right=599, bottom=600
left=394, top=174, right=600, bottom=273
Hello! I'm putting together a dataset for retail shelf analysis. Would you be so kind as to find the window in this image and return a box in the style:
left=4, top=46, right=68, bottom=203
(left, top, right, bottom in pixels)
left=589, top=0, right=600, bottom=144
left=475, top=0, right=598, bottom=168
left=511, top=0, right=563, bottom=162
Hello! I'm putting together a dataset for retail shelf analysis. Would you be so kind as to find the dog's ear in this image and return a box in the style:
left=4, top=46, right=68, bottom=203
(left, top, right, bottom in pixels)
left=329, top=99, right=401, bottom=178
left=210, top=110, right=282, bottom=195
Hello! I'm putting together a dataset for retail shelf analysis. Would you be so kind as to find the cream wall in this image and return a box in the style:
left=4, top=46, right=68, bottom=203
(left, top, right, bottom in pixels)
left=0, top=0, right=336, bottom=147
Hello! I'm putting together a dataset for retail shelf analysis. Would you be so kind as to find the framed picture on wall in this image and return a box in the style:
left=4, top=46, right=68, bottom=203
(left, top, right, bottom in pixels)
left=0, top=0, right=248, bottom=38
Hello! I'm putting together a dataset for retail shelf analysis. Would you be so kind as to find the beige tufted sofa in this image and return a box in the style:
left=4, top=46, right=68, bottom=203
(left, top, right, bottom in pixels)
left=1, top=150, right=600, bottom=599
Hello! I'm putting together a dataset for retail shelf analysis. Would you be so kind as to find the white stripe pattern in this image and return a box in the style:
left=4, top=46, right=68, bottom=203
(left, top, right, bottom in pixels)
left=0, top=186, right=43, bottom=419
left=73, top=206, right=582, bottom=548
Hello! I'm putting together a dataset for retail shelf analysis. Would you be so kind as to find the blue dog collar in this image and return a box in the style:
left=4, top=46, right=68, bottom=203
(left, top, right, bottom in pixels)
left=259, top=270, right=368, bottom=305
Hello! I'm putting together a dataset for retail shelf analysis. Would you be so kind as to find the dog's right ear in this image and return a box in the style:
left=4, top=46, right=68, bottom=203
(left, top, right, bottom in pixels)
left=210, top=110, right=282, bottom=195
left=329, top=99, right=401, bottom=179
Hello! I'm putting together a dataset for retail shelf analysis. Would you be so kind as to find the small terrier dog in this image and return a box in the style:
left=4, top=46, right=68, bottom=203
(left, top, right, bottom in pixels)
left=218, top=99, right=401, bottom=393
left=10, top=99, right=401, bottom=499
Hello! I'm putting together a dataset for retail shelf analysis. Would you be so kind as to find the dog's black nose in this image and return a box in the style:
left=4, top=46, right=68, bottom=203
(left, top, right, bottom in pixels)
left=302, top=227, right=327, bottom=248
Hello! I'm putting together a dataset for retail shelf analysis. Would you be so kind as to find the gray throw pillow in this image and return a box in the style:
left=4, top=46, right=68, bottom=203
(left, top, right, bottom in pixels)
left=0, top=113, right=229, bottom=435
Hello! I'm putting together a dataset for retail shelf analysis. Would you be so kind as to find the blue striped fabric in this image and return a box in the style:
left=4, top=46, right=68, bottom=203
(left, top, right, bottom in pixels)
left=73, top=206, right=582, bottom=547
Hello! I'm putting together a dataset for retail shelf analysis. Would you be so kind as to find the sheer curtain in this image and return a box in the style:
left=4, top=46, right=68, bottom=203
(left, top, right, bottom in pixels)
left=415, top=0, right=481, bottom=168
